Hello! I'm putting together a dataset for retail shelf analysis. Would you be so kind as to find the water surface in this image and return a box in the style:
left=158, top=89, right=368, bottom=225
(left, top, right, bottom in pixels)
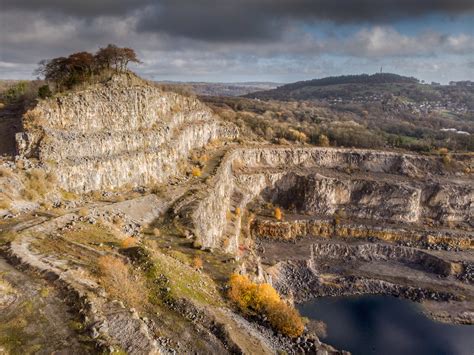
left=298, top=295, right=474, bottom=355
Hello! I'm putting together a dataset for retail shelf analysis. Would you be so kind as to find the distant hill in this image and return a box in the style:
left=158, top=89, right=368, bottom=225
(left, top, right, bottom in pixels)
left=245, top=73, right=474, bottom=109
left=156, top=81, right=281, bottom=97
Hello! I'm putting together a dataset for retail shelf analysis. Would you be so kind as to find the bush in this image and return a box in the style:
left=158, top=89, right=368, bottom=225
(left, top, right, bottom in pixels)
left=121, top=237, right=137, bottom=248
left=274, top=207, right=283, bottom=221
left=38, top=85, right=52, bottom=99
left=192, top=256, right=203, bottom=270
left=318, top=134, right=330, bottom=147
left=97, top=255, right=146, bottom=309
left=191, top=166, right=202, bottom=177
left=228, top=274, right=304, bottom=338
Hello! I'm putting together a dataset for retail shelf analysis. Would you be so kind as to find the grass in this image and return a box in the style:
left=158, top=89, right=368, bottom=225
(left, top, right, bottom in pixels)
left=0, top=195, right=11, bottom=210
left=0, top=297, right=38, bottom=354
left=22, top=169, right=56, bottom=201
left=62, top=222, right=123, bottom=250
left=0, top=167, right=13, bottom=178
left=128, top=245, right=223, bottom=307
left=0, top=230, right=17, bottom=245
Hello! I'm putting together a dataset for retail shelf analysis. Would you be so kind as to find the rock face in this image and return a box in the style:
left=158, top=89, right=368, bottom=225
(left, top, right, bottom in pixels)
left=17, top=74, right=238, bottom=192
left=174, top=146, right=473, bottom=252
left=260, top=171, right=473, bottom=225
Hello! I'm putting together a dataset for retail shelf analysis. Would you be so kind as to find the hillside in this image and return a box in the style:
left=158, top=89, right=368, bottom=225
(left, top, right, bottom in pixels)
left=246, top=73, right=474, bottom=110
left=157, top=81, right=281, bottom=97
left=198, top=73, right=474, bottom=153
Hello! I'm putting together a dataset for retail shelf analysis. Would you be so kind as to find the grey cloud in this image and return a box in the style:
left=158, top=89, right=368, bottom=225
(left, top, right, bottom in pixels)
left=137, top=0, right=474, bottom=42
left=1, top=0, right=154, bottom=17
left=2, top=0, right=474, bottom=42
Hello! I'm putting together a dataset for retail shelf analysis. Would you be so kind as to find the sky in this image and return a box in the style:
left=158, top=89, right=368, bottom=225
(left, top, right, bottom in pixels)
left=1, top=0, right=473, bottom=84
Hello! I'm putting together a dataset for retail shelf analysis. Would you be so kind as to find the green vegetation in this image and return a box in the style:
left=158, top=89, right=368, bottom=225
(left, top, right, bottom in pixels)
left=124, top=245, right=222, bottom=307
left=204, top=77, right=474, bottom=152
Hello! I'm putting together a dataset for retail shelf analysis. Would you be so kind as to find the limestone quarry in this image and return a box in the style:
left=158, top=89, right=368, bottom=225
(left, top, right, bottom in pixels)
left=0, top=73, right=473, bottom=354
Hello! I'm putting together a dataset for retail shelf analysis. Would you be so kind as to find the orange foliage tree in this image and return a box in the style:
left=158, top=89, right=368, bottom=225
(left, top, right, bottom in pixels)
left=228, top=274, right=304, bottom=337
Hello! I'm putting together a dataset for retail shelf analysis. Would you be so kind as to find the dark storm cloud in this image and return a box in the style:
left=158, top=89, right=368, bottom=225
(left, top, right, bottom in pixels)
left=137, top=0, right=474, bottom=42
left=3, top=0, right=474, bottom=42
left=1, top=0, right=154, bottom=16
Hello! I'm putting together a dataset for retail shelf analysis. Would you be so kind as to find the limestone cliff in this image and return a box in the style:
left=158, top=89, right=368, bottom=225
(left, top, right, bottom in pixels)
left=16, top=74, right=238, bottom=192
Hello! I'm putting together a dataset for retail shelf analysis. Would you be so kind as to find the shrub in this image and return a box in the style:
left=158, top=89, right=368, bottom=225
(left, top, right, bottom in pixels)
left=274, top=207, right=283, bottom=221
left=38, top=85, right=52, bottom=99
left=318, top=134, right=330, bottom=147
left=442, top=154, right=452, bottom=166
left=97, top=255, right=146, bottom=309
left=228, top=274, right=304, bottom=338
left=152, top=228, right=161, bottom=237
left=192, top=256, right=203, bottom=270
left=266, top=301, right=305, bottom=338
left=191, top=166, right=202, bottom=177
left=121, top=237, right=137, bottom=248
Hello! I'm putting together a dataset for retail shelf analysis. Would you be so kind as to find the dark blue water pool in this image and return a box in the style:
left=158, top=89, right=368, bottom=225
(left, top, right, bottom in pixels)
left=298, top=295, right=474, bottom=355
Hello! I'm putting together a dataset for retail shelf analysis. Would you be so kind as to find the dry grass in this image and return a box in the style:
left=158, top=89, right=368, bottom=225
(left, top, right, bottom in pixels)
left=231, top=159, right=244, bottom=172
left=0, top=167, right=12, bottom=178
left=0, top=195, right=11, bottom=210
left=22, top=168, right=56, bottom=201
left=152, top=228, right=161, bottom=237
left=97, top=255, right=147, bottom=310
left=112, top=215, right=124, bottom=227
left=78, top=207, right=89, bottom=217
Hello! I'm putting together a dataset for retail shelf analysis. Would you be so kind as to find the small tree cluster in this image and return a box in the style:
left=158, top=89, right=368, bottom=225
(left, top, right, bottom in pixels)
left=36, top=44, right=141, bottom=91
left=228, top=274, right=305, bottom=338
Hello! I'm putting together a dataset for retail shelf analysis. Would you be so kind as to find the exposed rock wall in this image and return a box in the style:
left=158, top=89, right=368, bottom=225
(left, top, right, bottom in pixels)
left=17, top=75, right=238, bottom=192
left=259, top=171, right=473, bottom=225
left=310, top=242, right=458, bottom=276
left=252, top=218, right=474, bottom=249
left=179, top=146, right=472, bottom=251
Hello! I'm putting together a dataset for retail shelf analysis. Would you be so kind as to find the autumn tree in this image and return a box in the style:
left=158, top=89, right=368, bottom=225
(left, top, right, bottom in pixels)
left=95, top=44, right=140, bottom=72
left=228, top=274, right=304, bottom=338
left=36, top=44, right=141, bottom=91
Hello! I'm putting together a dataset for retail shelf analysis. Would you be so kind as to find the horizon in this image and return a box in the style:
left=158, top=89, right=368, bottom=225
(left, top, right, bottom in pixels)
left=1, top=1, right=473, bottom=84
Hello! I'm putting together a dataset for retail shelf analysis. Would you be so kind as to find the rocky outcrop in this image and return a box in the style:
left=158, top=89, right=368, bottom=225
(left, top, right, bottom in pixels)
left=174, top=146, right=472, bottom=251
left=17, top=74, right=238, bottom=192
